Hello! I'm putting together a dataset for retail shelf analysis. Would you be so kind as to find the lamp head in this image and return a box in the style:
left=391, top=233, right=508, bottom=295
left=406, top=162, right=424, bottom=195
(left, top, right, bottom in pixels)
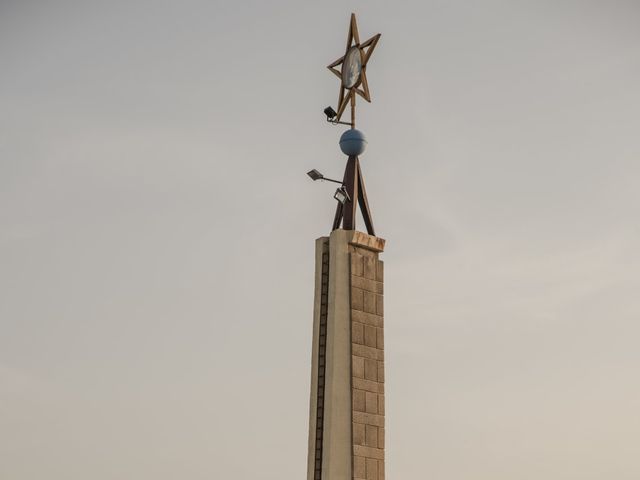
left=324, top=106, right=337, bottom=121
left=334, top=186, right=351, bottom=205
left=307, top=169, right=324, bottom=181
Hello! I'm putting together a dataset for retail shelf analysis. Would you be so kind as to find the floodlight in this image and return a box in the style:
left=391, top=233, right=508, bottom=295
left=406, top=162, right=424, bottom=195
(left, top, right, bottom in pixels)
left=334, top=186, right=351, bottom=205
left=324, top=106, right=337, bottom=120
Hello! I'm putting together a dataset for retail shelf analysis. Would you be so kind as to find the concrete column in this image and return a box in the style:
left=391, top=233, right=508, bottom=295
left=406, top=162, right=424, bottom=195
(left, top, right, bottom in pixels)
left=308, top=230, right=385, bottom=480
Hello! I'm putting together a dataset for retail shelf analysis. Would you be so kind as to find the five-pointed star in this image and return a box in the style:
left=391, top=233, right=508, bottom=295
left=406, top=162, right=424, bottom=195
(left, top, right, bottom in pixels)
left=327, top=13, right=381, bottom=122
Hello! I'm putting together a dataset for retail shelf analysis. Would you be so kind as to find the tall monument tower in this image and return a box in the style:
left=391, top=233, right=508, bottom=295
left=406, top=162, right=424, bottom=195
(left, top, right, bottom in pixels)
left=307, top=14, right=386, bottom=480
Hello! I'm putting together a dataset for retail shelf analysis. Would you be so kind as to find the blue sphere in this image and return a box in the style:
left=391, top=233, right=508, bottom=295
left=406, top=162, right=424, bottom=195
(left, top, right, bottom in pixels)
left=339, top=129, right=367, bottom=156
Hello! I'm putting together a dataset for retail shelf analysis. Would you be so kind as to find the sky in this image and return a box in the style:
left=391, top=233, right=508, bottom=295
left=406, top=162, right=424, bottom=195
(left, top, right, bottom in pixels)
left=1, top=0, right=639, bottom=478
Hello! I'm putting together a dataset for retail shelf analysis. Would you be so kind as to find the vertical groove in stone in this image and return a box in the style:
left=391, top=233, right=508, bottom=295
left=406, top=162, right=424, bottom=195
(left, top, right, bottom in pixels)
left=314, top=243, right=330, bottom=480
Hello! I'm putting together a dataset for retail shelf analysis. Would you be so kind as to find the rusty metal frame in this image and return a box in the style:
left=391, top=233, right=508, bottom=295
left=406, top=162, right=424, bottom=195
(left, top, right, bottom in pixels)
left=331, top=155, right=375, bottom=236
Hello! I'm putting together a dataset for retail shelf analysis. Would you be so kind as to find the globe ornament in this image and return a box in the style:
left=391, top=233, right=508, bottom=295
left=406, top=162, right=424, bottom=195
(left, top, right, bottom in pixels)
left=339, top=129, right=367, bottom=156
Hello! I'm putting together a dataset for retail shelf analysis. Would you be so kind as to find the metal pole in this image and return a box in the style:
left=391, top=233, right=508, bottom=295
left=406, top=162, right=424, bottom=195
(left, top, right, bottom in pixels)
left=321, top=177, right=343, bottom=185
left=350, top=93, right=355, bottom=129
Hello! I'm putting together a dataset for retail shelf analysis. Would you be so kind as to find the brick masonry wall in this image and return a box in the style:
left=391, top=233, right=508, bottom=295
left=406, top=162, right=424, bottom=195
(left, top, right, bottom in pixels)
left=350, top=246, right=384, bottom=480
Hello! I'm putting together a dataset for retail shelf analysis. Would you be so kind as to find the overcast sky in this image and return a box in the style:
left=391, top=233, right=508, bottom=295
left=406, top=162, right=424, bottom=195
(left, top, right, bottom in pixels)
left=1, top=1, right=640, bottom=479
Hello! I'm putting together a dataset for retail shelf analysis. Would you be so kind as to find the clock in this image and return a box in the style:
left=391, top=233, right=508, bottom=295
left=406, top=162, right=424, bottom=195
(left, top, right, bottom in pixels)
left=327, top=14, right=381, bottom=123
left=342, top=46, right=363, bottom=89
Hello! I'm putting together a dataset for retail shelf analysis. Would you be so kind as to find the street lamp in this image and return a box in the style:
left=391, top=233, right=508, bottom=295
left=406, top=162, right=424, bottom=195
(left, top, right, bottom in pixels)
left=307, top=169, right=350, bottom=205
left=306, top=169, right=343, bottom=185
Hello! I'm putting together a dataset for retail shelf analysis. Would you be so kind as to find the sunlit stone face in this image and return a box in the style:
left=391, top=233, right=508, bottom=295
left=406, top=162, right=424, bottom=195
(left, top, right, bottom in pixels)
left=342, top=46, right=362, bottom=89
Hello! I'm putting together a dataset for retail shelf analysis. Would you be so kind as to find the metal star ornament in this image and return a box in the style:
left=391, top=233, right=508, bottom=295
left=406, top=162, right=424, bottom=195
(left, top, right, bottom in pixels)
left=327, top=13, right=381, bottom=125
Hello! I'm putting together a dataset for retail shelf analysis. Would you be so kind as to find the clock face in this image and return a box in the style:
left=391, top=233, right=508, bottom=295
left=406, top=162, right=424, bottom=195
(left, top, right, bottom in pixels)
left=342, top=46, right=362, bottom=89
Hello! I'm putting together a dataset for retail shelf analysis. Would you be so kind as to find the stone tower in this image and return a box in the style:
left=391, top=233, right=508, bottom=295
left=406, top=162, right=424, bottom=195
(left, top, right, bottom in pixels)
left=307, top=13, right=385, bottom=480
left=306, top=230, right=385, bottom=480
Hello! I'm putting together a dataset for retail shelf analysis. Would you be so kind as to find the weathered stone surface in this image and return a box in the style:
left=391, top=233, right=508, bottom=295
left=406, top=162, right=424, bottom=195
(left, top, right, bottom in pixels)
left=366, top=457, right=378, bottom=480
left=376, top=294, right=383, bottom=316
left=308, top=231, right=385, bottom=480
left=353, top=422, right=366, bottom=446
left=364, top=257, right=377, bottom=280
left=352, top=344, right=383, bottom=361
left=351, top=275, right=383, bottom=294
left=352, top=287, right=364, bottom=311
left=377, top=361, right=385, bottom=384
left=365, top=425, right=378, bottom=447
left=353, top=389, right=366, bottom=412
left=352, top=377, right=384, bottom=394
left=354, top=455, right=366, bottom=478
left=352, top=310, right=383, bottom=328
left=376, top=260, right=384, bottom=282
left=363, top=291, right=377, bottom=314
left=353, top=445, right=384, bottom=460
left=376, top=328, right=384, bottom=350
left=364, top=325, right=377, bottom=348
left=351, top=254, right=364, bottom=277
left=364, top=358, right=377, bottom=382
left=349, top=231, right=385, bottom=252
left=352, top=322, right=364, bottom=345
left=349, top=236, right=385, bottom=480
left=365, top=391, right=378, bottom=414
left=352, top=355, right=365, bottom=379
left=353, top=411, right=384, bottom=427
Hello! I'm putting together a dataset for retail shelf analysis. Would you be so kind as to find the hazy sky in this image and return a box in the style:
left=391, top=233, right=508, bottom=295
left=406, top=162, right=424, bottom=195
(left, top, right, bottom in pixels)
left=1, top=1, right=640, bottom=478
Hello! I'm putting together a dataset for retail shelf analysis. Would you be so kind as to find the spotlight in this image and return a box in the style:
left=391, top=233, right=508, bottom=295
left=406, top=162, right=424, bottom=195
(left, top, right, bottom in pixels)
left=324, top=106, right=337, bottom=121
left=334, top=186, right=351, bottom=205
left=307, top=169, right=324, bottom=181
